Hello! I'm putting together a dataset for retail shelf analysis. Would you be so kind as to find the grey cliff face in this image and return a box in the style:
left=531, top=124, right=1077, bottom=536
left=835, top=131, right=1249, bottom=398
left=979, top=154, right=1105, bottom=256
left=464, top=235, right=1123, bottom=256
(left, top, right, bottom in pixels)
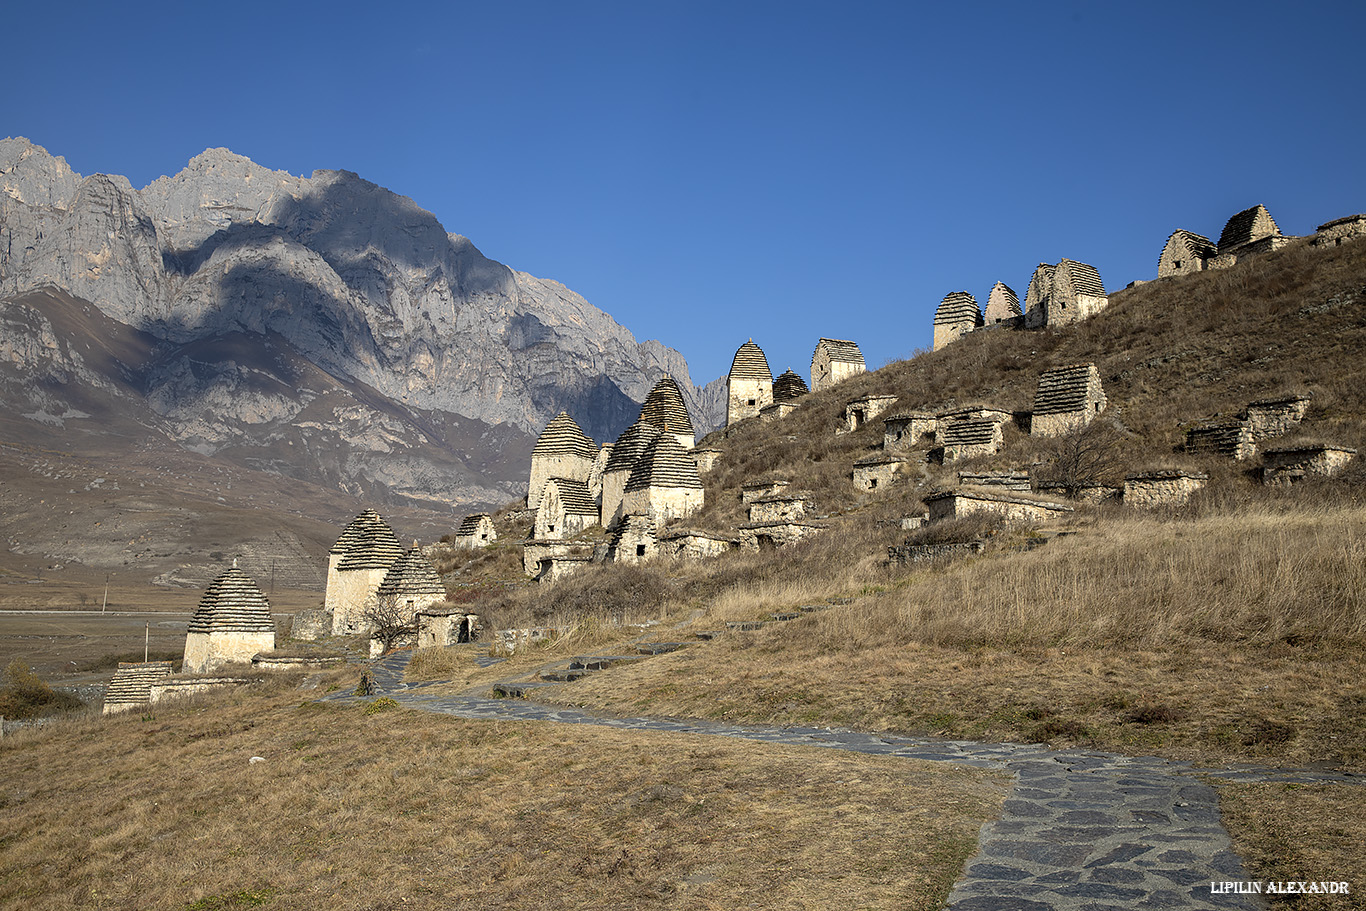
left=0, top=136, right=727, bottom=565
left=0, top=137, right=723, bottom=446
left=0, top=137, right=721, bottom=447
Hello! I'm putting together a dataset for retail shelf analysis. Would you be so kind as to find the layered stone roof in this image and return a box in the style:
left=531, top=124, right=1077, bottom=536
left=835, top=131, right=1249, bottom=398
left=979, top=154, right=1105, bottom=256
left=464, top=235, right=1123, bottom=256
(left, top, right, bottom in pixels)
left=1033, top=363, right=1103, bottom=416
left=924, top=486, right=1072, bottom=511
left=1184, top=421, right=1255, bottom=459
left=532, top=412, right=598, bottom=460
left=1247, top=393, right=1312, bottom=409
left=639, top=377, right=694, bottom=439
left=659, top=529, right=735, bottom=543
left=188, top=563, right=273, bottom=634
left=609, top=514, right=657, bottom=548
left=772, top=369, right=809, bottom=401
left=1125, top=469, right=1209, bottom=481
left=941, top=419, right=1000, bottom=447
left=1317, top=214, right=1366, bottom=232
left=1263, top=443, right=1356, bottom=455
left=729, top=340, right=773, bottom=381
left=1057, top=259, right=1105, bottom=296
left=934, top=292, right=982, bottom=326
left=334, top=510, right=404, bottom=571
left=853, top=454, right=908, bottom=467
left=1160, top=230, right=1216, bottom=266
left=1218, top=204, right=1280, bottom=253
left=984, top=282, right=1021, bottom=322
left=330, top=508, right=385, bottom=555
left=457, top=513, right=491, bottom=536
left=103, top=661, right=173, bottom=712
left=605, top=420, right=662, bottom=473
left=814, top=338, right=865, bottom=365
left=545, top=477, right=599, bottom=515
left=376, top=546, right=446, bottom=601
left=625, top=435, right=703, bottom=491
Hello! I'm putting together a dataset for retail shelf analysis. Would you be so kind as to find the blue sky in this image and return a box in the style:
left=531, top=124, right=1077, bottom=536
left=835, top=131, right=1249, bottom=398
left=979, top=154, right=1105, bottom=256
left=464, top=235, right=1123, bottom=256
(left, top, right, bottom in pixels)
left=5, top=1, right=1365, bottom=387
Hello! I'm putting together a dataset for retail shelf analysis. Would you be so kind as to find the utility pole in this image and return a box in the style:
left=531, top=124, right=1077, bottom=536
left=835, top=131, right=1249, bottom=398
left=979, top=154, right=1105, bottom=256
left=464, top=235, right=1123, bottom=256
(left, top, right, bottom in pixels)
left=144, top=622, right=149, bottom=663
left=102, top=573, right=110, bottom=613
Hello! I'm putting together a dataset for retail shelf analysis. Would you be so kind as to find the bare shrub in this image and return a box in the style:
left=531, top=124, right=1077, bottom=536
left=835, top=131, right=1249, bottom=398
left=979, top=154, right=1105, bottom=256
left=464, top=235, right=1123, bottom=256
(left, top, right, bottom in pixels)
left=1034, top=417, right=1130, bottom=497
left=902, top=513, right=1003, bottom=546
left=0, top=661, right=83, bottom=720
left=362, top=598, right=416, bottom=656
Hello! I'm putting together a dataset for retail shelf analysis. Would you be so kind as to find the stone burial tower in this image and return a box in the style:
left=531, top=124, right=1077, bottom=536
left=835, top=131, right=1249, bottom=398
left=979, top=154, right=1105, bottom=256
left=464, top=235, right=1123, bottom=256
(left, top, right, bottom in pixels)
left=527, top=412, right=598, bottom=511
left=726, top=339, right=774, bottom=427
left=182, top=559, right=275, bottom=674
left=639, top=375, right=696, bottom=449
left=326, top=509, right=405, bottom=635
left=810, top=338, right=866, bottom=391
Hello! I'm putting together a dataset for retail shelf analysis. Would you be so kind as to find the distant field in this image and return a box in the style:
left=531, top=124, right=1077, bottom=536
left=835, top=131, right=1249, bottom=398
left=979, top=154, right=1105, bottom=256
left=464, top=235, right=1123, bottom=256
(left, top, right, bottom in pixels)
left=0, top=583, right=322, bottom=678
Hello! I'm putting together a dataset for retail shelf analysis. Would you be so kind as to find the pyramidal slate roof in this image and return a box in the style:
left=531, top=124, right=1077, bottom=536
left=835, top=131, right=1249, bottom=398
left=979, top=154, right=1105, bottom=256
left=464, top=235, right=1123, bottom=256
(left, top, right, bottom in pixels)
left=985, top=282, right=1021, bottom=321
left=934, top=292, right=982, bottom=326
left=1219, top=204, right=1280, bottom=252
left=1033, top=363, right=1102, bottom=415
left=639, top=377, right=694, bottom=438
left=773, top=369, right=809, bottom=402
left=625, top=434, right=703, bottom=492
left=532, top=412, right=598, bottom=460
left=457, top=514, right=491, bottom=536
left=815, top=338, right=865, bottom=365
left=606, top=420, right=662, bottom=473
left=376, top=546, right=446, bottom=600
left=330, top=508, right=384, bottom=556
left=188, top=562, right=273, bottom=634
left=1057, top=259, right=1105, bottom=296
left=545, top=477, right=598, bottom=516
left=1161, top=229, right=1216, bottom=265
left=729, top=340, right=773, bottom=380
left=335, top=511, right=404, bottom=571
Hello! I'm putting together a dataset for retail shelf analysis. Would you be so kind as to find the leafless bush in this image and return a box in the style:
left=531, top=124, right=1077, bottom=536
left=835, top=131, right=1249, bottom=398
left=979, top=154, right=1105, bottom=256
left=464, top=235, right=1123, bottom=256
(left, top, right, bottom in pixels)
left=1034, top=418, right=1130, bottom=497
left=902, top=513, right=1004, bottom=546
left=362, top=597, right=415, bottom=655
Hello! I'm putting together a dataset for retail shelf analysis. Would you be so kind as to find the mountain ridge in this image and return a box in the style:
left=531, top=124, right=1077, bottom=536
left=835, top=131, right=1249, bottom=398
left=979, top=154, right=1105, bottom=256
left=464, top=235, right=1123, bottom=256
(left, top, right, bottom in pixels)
left=0, top=137, right=724, bottom=583
left=1, top=136, right=720, bottom=440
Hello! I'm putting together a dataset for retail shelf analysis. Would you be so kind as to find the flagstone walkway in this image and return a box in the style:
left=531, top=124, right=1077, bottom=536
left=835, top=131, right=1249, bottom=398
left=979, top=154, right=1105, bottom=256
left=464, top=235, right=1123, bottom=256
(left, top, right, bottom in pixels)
left=328, top=651, right=1362, bottom=910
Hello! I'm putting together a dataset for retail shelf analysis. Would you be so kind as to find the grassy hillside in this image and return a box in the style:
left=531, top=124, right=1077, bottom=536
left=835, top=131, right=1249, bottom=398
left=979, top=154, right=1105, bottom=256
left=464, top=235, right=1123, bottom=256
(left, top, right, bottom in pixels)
left=5, top=238, right=1366, bottom=910
left=692, top=235, right=1366, bottom=528
left=429, top=237, right=1366, bottom=772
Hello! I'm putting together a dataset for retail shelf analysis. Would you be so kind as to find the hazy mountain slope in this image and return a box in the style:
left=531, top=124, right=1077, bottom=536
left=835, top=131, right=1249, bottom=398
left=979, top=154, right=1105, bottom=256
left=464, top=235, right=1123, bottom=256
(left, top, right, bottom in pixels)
left=0, top=287, right=531, bottom=585
left=0, top=138, right=720, bottom=442
left=0, top=137, right=727, bottom=581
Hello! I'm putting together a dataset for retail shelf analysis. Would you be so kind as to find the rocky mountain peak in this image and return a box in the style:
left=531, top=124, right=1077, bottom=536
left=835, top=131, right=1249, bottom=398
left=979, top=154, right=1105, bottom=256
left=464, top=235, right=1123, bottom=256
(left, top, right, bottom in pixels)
left=141, top=148, right=306, bottom=251
left=0, top=137, right=80, bottom=209
left=0, top=141, right=724, bottom=520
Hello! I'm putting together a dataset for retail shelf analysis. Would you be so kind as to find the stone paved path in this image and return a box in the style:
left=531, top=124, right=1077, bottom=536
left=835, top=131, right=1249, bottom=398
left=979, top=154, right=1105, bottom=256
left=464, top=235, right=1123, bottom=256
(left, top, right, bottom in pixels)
left=330, top=652, right=1362, bottom=910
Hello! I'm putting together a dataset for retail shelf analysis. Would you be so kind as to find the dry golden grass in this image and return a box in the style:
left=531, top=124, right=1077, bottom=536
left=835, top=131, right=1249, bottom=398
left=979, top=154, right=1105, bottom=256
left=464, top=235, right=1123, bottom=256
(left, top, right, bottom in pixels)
left=681, top=238, right=1366, bottom=535
left=528, top=503, right=1366, bottom=770
left=0, top=682, right=1007, bottom=911
left=1218, top=783, right=1366, bottom=909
